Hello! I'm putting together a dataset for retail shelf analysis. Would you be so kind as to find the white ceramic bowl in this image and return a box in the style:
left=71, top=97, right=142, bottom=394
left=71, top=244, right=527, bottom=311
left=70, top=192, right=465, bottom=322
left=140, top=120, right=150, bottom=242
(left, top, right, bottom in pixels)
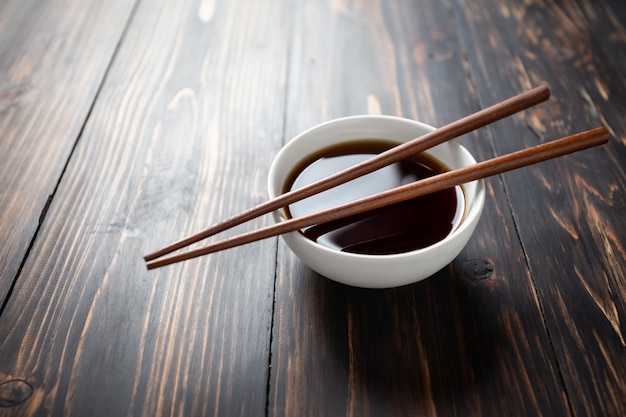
left=268, top=115, right=485, bottom=288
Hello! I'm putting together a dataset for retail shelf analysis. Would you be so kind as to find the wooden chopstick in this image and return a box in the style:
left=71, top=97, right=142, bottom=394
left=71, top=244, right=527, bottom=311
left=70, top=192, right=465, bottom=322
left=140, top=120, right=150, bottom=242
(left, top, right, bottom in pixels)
left=146, top=127, right=609, bottom=270
left=144, top=85, right=551, bottom=262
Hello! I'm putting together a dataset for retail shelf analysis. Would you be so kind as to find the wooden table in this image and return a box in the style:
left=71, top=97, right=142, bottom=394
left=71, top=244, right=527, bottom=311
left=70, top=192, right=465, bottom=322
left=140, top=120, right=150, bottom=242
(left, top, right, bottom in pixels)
left=1, top=0, right=625, bottom=415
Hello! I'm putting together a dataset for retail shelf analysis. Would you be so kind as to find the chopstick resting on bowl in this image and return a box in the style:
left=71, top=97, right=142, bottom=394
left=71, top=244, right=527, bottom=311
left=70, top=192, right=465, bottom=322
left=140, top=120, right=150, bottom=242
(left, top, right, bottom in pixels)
left=144, top=85, right=550, bottom=263
left=145, top=126, right=609, bottom=270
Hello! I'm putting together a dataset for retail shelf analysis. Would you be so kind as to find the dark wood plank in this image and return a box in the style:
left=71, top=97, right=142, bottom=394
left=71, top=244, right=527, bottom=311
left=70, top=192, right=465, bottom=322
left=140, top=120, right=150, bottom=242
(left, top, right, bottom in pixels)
left=449, top=0, right=626, bottom=415
left=269, top=0, right=571, bottom=415
left=0, top=0, right=137, bottom=305
left=0, top=0, right=290, bottom=415
left=605, top=0, right=626, bottom=27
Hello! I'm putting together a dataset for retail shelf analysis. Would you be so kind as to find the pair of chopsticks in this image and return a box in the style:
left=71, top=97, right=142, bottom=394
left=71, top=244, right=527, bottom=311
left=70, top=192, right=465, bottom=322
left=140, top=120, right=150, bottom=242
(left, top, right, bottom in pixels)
left=144, top=85, right=609, bottom=270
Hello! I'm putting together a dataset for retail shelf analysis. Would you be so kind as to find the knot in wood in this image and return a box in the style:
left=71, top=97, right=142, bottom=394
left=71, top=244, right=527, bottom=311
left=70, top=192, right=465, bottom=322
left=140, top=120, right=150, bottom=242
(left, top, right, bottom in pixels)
left=462, top=259, right=495, bottom=281
left=0, top=380, right=33, bottom=407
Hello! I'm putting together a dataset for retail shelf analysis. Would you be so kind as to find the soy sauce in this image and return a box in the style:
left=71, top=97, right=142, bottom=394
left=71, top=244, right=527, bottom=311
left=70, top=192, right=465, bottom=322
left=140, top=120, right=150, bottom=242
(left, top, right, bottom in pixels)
left=284, top=140, right=465, bottom=255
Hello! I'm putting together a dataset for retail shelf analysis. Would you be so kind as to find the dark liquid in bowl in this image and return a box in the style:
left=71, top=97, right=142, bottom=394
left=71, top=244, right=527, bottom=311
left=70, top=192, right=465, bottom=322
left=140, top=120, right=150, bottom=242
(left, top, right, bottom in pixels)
left=284, top=140, right=465, bottom=255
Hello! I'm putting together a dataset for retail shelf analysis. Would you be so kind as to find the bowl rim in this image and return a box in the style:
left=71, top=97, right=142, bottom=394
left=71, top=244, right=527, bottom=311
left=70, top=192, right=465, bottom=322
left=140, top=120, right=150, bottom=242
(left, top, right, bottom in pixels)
left=268, top=114, right=485, bottom=261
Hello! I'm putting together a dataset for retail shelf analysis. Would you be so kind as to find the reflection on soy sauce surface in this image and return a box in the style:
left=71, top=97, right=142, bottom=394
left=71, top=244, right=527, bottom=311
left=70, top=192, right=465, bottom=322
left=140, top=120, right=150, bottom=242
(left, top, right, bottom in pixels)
left=284, top=140, right=465, bottom=255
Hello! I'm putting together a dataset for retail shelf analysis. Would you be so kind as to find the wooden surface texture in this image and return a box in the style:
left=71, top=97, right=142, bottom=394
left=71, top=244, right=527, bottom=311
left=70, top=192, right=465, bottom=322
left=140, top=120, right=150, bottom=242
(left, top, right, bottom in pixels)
left=0, top=0, right=624, bottom=416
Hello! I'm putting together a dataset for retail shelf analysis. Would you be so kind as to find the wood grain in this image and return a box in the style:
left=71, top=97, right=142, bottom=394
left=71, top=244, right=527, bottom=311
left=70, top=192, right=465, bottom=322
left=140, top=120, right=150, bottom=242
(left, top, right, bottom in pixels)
left=450, top=0, right=626, bottom=415
left=268, top=0, right=581, bottom=415
left=0, top=0, right=289, bottom=415
left=0, top=0, right=138, bottom=307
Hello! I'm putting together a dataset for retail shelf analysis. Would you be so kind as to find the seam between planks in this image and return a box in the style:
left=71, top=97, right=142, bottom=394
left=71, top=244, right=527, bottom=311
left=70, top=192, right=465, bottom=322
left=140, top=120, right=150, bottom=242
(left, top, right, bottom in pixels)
left=265, top=3, right=296, bottom=415
left=508, top=119, right=576, bottom=417
left=446, top=0, right=575, bottom=414
left=0, top=0, right=144, bottom=320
